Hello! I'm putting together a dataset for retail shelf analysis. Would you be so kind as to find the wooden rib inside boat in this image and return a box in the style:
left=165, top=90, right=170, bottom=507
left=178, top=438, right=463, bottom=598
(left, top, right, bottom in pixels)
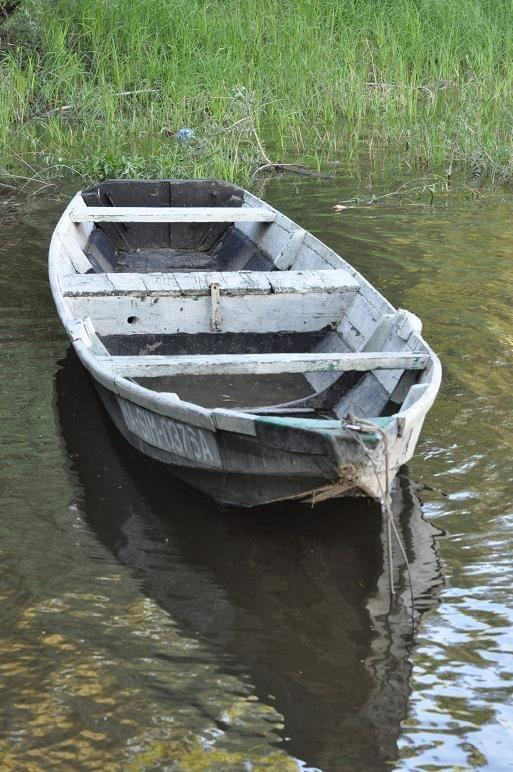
left=49, top=179, right=441, bottom=507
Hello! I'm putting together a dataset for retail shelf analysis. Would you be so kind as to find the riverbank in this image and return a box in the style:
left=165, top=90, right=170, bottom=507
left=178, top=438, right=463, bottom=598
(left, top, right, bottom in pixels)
left=1, top=0, right=513, bottom=191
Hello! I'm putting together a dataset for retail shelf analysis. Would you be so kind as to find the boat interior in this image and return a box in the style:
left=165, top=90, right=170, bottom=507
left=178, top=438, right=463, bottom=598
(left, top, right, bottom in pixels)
left=82, top=179, right=274, bottom=274
left=59, top=179, right=430, bottom=419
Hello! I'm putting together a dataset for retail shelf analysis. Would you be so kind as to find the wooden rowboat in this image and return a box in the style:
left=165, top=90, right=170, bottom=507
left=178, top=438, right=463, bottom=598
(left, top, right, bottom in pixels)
left=49, top=179, right=441, bottom=507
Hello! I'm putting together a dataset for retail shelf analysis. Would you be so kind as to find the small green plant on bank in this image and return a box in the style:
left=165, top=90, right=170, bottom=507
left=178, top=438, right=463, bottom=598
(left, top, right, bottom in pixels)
left=1, top=0, right=513, bottom=191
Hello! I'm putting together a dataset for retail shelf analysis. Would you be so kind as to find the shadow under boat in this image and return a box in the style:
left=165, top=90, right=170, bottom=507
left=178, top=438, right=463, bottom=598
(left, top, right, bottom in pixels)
left=55, top=349, right=444, bottom=771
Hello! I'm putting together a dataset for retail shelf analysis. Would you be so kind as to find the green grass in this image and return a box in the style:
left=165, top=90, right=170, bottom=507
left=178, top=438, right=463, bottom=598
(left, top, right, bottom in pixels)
left=1, top=0, right=513, bottom=190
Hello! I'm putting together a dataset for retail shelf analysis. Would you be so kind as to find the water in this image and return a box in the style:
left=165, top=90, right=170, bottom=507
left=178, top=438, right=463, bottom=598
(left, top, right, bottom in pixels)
left=0, top=169, right=512, bottom=769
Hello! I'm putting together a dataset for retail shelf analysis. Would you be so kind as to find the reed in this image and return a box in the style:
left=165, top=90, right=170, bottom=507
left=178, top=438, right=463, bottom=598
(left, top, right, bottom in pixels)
left=1, top=0, right=513, bottom=188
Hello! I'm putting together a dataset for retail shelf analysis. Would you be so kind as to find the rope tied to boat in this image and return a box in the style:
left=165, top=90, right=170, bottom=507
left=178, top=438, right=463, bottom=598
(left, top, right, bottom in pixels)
left=342, top=415, right=415, bottom=618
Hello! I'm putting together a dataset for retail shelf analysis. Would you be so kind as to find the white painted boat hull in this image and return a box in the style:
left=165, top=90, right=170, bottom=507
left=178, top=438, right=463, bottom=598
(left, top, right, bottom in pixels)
left=49, top=180, right=441, bottom=508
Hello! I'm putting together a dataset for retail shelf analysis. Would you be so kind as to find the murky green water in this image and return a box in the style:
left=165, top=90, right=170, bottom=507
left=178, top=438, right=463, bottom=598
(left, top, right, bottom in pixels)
left=0, top=168, right=512, bottom=770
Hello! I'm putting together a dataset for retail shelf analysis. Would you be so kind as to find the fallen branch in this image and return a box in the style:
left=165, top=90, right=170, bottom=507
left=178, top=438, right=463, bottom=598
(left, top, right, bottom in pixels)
left=0, top=145, right=58, bottom=194
left=251, top=125, right=333, bottom=179
left=39, top=104, right=73, bottom=117
left=115, top=88, right=159, bottom=97
left=253, top=162, right=334, bottom=179
left=333, top=173, right=477, bottom=208
left=366, top=80, right=452, bottom=92
left=37, top=89, right=159, bottom=119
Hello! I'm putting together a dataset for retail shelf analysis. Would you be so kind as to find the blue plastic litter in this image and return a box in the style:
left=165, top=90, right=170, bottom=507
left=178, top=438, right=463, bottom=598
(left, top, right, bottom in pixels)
left=176, top=128, right=195, bottom=143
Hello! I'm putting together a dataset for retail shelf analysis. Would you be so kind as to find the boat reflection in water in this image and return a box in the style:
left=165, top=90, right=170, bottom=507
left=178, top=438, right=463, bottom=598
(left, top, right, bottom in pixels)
left=56, top=350, right=444, bottom=770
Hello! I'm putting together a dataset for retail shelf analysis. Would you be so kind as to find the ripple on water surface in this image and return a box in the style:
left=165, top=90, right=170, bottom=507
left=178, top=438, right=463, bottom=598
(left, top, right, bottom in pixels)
left=1, top=173, right=513, bottom=769
left=277, top=175, right=513, bottom=769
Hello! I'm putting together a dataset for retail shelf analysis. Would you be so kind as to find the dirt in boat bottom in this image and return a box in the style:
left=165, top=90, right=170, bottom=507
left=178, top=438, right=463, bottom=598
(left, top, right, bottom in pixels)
left=135, top=373, right=314, bottom=409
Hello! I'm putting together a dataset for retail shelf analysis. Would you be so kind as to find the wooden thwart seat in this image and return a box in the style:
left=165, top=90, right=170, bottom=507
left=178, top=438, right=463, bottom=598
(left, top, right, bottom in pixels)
left=69, top=206, right=276, bottom=223
left=62, top=269, right=361, bottom=336
left=99, top=351, right=429, bottom=377
left=61, top=269, right=359, bottom=297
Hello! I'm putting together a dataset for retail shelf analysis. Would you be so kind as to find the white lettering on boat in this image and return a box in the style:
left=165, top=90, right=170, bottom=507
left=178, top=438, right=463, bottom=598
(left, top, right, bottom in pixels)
left=118, top=398, right=221, bottom=467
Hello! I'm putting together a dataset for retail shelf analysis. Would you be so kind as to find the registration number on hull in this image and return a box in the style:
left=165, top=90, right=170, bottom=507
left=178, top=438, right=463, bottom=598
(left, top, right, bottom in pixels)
left=119, top=398, right=222, bottom=468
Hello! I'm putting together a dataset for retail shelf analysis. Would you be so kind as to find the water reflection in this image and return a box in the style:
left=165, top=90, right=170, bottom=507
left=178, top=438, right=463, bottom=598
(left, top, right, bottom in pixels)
left=56, top=350, right=443, bottom=770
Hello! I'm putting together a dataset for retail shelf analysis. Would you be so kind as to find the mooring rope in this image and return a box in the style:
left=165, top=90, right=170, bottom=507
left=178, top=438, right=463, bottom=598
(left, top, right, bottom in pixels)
left=342, top=417, right=416, bottom=623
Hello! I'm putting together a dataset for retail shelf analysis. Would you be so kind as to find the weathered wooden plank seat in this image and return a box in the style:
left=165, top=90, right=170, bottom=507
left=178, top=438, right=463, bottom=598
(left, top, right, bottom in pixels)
left=69, top=206, right=276, bottom=223
left=61, top=269, right=358, bottom=296
left=62, top=269, right=360, bottom=336
left=99, top=351, right=429, bottom=377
